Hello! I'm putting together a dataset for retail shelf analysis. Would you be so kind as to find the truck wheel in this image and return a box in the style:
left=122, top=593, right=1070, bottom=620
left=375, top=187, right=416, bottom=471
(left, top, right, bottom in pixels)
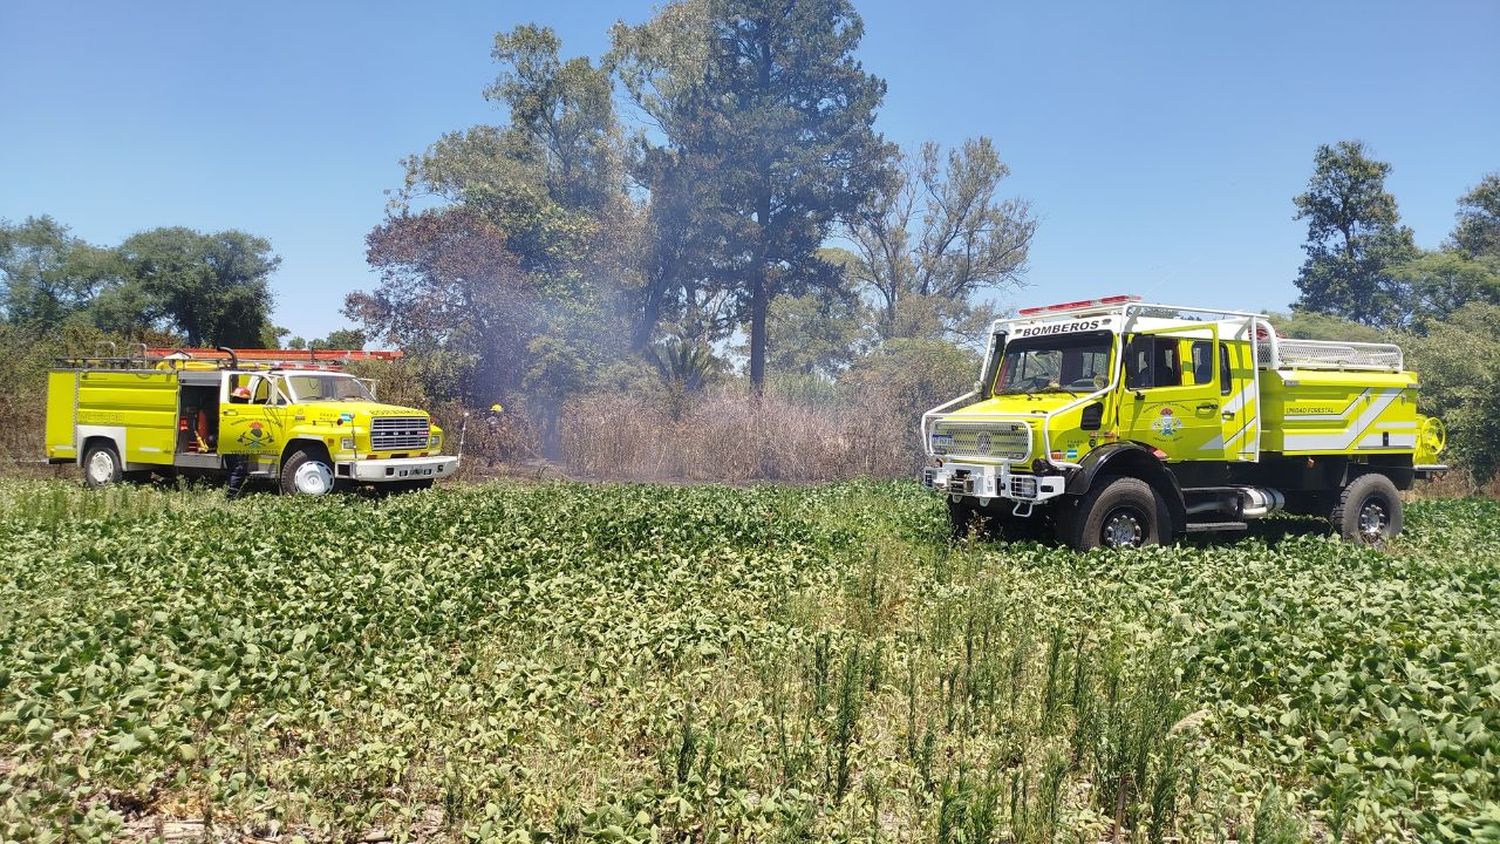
left=1060, top=476, right=1166, bottom=551
left=280, top=449, right=335, bottom=496
left=1331, top=474, right=1402, bottom=546
left=82, top=442, right=122, bottom=489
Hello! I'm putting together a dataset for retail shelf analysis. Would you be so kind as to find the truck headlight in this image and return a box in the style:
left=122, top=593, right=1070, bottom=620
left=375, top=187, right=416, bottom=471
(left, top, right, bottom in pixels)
left=341, top=437, right=355, bottom=450
left=429, top=433, right=440, bottom=447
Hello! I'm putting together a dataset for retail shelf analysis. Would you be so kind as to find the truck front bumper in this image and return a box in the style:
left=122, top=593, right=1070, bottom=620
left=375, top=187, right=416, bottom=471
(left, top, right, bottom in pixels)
left=921, top=461, right=1065, bottom=507
left=344, top=455, right=459, bottom=483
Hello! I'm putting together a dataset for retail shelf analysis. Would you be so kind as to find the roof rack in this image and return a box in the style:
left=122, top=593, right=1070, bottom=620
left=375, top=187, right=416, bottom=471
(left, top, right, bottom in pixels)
left=144, top=347, right=401, bottom=363
left=1258, top=332, right=1404, bottom=372
left=56, top=347, right=402, bottom=372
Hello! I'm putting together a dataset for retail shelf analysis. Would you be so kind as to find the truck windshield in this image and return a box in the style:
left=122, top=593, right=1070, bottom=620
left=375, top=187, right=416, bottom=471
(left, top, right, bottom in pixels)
left=995, top=331, right=1114, bottom=395
left=285, top=374, right=374, bottom=403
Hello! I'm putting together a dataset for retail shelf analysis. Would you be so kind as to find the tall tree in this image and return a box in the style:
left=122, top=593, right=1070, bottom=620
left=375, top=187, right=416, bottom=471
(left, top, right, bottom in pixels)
left=110, top=227, right=279, bottom=346
left=1449, top=173, right=1500, bottom=260
left=487, top=26, right=623, bottom=216
left=624, top=142, right=723, bottom=351
left=1291, top=140, right=1418, bottom=327
left=614, top=0, right=892, bottom=392
left=845, top=138, right=1035, bottom=341
left=359, top=24, right=636, bottom=417
left=395, top=25, right=623, bottom=273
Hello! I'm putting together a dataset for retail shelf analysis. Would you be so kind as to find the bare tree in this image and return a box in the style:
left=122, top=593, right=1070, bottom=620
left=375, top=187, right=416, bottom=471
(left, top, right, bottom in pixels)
left=845, top=138, right=1035, bottom=341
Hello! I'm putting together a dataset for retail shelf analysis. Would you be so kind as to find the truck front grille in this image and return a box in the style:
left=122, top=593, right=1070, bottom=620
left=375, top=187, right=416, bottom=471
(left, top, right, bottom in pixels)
left=371, top=417, right=429, bottom=451
left=930, top=422, right=1030, bottom=461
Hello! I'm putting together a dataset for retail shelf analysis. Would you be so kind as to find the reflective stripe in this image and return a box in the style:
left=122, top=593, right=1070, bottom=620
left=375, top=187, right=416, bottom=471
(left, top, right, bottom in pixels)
left=1221, top=383, right=1253, bottom=415
left=1282, top=389, right=1404, bottom=451
left=1198, top=382, right=1258, bottom=454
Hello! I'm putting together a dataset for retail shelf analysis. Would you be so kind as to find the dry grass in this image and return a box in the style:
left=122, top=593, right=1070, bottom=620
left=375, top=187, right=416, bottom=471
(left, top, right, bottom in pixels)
left=559, top=387, right=920, bottom=482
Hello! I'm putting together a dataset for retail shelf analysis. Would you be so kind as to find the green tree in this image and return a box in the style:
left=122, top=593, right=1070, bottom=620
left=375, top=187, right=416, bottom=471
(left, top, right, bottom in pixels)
left=1389, top=250, right=1500, bottom=328
left=764, top=284, right=870, bottom=378
left=1264, top=309, right=1390, bottom=343
left=1404, top=303, right=1500, bottom=482
left=110, top=227, right=279, bottom=346
left=394, top=25, right=622, bottom=273
left=1448, top=173, right=1500, bottom=260
left=313, top=328, right=368, bottom=350
left=0, top=216, right=118, bottom=331
left=1291, top=141, right=1418, bottom=327
left=624, top=142, right=724, bottom=352
left=613, top=0, right=892, bottom=392
left=358, top=24, right=637, bottom=417
left=845, top=138, right=1035, bottom=342
left=487, top=25, right=623, bottom=216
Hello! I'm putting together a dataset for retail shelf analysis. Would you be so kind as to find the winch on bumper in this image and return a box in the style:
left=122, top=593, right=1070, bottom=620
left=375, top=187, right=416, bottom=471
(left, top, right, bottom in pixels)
left=343, top=455, right=459, bottom=483
left=921, top=462, right=1065, bottom=507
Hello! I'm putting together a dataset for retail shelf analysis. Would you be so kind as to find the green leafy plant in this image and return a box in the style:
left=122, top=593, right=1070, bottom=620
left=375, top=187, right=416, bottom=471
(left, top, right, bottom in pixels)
left=0, top=479, right=1494, bottom=841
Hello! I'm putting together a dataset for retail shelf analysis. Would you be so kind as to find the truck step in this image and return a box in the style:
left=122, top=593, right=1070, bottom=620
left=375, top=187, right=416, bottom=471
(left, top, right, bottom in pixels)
left=1184, top=521, right=1249, bottom=534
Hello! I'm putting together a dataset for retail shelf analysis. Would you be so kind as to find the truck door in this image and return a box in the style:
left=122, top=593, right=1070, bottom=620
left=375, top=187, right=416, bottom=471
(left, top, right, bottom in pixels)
left=1121, top=328, right=1227, bottom=460
left=1218, top=340, right=1259, bottom=461
left=219, top=372, right=285, bottom=473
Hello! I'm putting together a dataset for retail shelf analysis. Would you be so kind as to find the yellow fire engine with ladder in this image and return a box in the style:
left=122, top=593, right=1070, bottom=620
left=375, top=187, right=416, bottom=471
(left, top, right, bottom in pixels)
left=45, top=346, right=458, bottom=494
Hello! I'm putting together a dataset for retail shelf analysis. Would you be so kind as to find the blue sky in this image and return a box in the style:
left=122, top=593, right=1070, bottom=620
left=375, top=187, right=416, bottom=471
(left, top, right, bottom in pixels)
left=2, top=1, right=1496, bottom=341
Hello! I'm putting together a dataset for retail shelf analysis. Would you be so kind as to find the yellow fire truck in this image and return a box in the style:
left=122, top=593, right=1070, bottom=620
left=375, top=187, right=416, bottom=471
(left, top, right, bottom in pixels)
left=45, top=347, right=458, bottom=494
left=922, top=297, right=1447, bottom=549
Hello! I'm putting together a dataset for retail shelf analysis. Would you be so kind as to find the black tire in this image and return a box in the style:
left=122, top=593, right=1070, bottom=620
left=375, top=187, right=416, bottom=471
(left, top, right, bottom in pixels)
left=81, top=441, right=122, bottom=489
left=279, top=449, right=336, bottom=496
left=1059, top=476, right=1167, bottom=551
left=1331, top=473, right=1402, bottom=546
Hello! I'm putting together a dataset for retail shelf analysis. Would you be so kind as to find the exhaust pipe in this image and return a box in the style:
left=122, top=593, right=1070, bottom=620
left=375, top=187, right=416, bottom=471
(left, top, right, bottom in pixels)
left=1239, top=487, right=1285, bottom=519
left=216, top=346, right=239, bottom=369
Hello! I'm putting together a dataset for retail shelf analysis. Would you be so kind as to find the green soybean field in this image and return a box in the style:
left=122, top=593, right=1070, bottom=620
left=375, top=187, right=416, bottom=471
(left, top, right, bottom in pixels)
left=0, top=480, right=1496, bottom=843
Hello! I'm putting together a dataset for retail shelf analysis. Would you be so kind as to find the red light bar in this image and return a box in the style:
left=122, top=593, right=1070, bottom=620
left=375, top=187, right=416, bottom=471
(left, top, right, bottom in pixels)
left=1016, top=295, right=1140, bottom=317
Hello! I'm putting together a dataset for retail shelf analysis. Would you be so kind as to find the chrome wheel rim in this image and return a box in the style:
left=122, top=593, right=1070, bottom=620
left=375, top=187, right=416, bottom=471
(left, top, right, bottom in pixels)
left=1102, top=509, right=1145, bottom=548
left=86, top=450, right=116, bottom=484
left=1358, top=499, right=1389, bottom=543
left=293, top=461, right=333, bottom=496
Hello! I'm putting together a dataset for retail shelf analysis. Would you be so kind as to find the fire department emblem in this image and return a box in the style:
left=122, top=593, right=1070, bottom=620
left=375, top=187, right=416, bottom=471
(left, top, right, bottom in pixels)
left=1151, top=407, right=1183, bottom=439
left=236, top=421, right=275, bottom=450
left=976, top=432, right=992, bottom=455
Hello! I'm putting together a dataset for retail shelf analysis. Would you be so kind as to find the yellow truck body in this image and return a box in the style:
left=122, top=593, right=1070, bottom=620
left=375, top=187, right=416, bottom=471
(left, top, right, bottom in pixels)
left=922, top=297, right=1445, bottom=549
left=46, top=355, right=458, bottom=494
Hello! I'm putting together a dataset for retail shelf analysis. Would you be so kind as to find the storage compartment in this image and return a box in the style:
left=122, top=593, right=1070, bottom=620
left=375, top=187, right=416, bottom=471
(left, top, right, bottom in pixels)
left=177, top=385, right=220, bottom=454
